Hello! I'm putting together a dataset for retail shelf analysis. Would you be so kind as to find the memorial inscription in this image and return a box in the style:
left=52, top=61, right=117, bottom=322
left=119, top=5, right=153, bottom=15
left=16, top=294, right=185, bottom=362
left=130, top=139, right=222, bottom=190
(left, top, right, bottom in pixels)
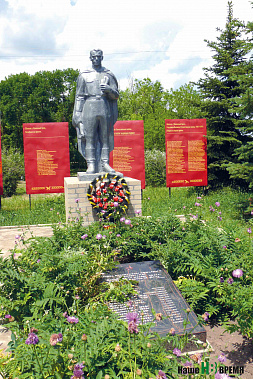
left=102, top=261, right=206, bottom=342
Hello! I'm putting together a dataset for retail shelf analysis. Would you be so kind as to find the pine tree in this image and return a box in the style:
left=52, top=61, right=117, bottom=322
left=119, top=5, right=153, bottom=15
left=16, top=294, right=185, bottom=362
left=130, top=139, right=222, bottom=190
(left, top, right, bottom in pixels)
left=197, top=1, right=253, bottom=187
left=225, top=18, right=253, bottom=188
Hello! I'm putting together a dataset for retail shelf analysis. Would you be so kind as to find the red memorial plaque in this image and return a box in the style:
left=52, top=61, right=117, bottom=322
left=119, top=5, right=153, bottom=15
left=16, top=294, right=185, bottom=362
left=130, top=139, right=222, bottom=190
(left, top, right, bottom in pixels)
left=110, top=120, right=145, bottom=189
left=165, top=119, right=207, bottom=188
left=23, top=122, right=70, bottom=194
left=0, top=129, right=3, bottom=196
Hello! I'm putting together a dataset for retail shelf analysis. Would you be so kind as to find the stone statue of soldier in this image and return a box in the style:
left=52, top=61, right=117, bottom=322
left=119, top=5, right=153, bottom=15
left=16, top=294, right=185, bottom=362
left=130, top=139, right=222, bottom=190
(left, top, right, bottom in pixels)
left=72, top=49, right=119, bottom=174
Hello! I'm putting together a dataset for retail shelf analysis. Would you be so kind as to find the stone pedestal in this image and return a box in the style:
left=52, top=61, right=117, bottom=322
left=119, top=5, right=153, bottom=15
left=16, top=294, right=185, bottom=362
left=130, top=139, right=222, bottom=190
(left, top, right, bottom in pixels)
left=64, top=176, right=142, bottom=225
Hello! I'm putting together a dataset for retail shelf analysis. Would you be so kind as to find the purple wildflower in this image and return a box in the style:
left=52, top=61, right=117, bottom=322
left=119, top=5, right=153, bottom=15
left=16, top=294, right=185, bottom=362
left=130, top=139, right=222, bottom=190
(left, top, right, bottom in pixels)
left=197, top=196, right=202, bottom=199
left=173, top=348, right=181, bottom=357
left=247, top=227, right=252, bottom=234
left=113, top=202, right=119, bottom=207
left=192, top=214, right=198, bottom=219
left=71, top=363, right=85, bottom=378
left=120, top=217, right=125, bottom=222
left=126, top=312, right=140, bottom=324
left=218, top=353, right=226, bottom=363
left=215, top=202, right=220, bottom=207
left=5, top=314, right=11, bottom=319
left=220, top=277, right=224, bottom=283
left=25, top=332, right=39, bottom=345
left=223, top=245, right=227, bottom=249
left=156, top=370, right=167, bottom=379
left=202, top=312, right=209, bottom=321
left=232, top=269, right=243, bottom=278
left=227, top=278, right=234, bottom=284
left=63, top=312, right=68, bottom=318
left=75, top=198, right=80, bottom=203
left=195, top=202, right=201, bottom=206
left=96, top=233, right=102, bottom=240
left=81, top=234, right=88, bottom=240
left=218, top=216, right=222, bottom=221
left=67, top=316, right=79, bottom=324
left=183, top=206, right=186, bottom=209
left=135, top=209, right=141, bottom=215
left=128, top=321, right=139, bottom=334
left=15, top=235, right=21, bottom=240
left=37, top=259, right=41, bottom=263
left=125, top=219, right=131, bottom=225
left=184, top=361, right=193, bottom=367
left=116, top=234, right=121, bottom=237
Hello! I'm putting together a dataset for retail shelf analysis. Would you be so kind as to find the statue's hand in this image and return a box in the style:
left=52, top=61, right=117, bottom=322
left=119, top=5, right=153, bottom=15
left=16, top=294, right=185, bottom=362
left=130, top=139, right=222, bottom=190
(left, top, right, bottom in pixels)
left=78, top=122, right=85, bottom=138
left=100, top=83, right=111, bottom=93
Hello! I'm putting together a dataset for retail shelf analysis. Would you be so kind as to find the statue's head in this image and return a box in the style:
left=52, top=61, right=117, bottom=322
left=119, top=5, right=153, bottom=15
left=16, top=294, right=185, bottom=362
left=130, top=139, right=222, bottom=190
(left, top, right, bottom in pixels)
left=90, top=49, right=103, bottom=67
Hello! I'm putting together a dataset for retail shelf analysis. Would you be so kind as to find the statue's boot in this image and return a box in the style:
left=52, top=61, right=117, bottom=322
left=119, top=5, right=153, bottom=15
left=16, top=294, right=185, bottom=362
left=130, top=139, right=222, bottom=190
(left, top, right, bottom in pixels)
left=86, top=148, right=96, bottom=174
left=101, top=148, right=116, bottom=173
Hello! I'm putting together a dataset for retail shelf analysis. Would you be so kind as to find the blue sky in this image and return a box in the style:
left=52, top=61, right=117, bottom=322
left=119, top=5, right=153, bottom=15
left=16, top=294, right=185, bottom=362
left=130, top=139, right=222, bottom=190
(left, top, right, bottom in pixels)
left=0, top=0, right=252, bottom=90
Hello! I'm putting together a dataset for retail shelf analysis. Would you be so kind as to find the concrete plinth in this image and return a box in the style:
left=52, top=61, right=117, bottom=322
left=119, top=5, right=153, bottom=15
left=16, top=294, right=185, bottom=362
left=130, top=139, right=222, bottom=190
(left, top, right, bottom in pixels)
left=64, top=176, right=142, bottom=225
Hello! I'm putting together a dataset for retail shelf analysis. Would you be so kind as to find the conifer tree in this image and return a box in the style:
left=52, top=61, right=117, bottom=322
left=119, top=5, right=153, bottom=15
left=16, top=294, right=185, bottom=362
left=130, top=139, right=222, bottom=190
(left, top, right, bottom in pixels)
left=225, top=17, right=253, bottom=188
left=197, top=1, right=253, bottom=187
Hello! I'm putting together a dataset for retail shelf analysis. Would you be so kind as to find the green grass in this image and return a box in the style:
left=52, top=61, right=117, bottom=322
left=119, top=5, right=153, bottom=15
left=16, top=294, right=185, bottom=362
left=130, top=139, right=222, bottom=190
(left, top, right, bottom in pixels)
left=0, top=181, right=253, bottom=227
left=0, top=181, right=65, bottom=226
left=142, top=186, right=253, bottom=225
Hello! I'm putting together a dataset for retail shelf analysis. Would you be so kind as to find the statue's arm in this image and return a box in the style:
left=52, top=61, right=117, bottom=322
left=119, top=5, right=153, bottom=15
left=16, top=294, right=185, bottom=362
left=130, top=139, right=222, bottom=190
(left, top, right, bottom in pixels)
left=72, top=74, right=86, bottom=127
left=101, top=74, right=119, bottom=100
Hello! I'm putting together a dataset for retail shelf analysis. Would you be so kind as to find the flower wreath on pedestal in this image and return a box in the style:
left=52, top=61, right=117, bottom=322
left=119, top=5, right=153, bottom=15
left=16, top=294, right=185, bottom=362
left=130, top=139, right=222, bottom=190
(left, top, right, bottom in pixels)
left=87, top=174, right=131, bottom=221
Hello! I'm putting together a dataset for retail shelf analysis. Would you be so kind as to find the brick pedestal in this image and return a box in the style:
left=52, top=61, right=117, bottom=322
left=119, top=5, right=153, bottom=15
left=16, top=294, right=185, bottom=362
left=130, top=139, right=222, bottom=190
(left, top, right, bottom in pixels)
left=64, top=176, right=142, bottom=225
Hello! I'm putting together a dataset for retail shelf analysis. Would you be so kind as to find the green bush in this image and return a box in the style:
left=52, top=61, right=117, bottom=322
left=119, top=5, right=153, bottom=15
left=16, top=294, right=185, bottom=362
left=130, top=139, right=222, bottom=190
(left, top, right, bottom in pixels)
left=145, top=150, right=166, bottom=187
left=2, top=147, right=25, bottom=197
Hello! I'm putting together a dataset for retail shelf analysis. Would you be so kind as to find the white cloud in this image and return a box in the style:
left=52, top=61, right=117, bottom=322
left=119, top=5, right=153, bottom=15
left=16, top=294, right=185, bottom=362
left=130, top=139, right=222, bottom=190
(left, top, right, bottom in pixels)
left=0, top=0, right=252, bottom=89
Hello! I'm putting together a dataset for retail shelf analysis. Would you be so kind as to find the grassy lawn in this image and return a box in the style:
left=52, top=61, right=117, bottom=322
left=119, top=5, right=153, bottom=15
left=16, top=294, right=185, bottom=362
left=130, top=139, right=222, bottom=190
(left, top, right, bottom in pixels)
left=0, top=181, right=65, bottom=226
left=1, top=181, right=253, bottom=227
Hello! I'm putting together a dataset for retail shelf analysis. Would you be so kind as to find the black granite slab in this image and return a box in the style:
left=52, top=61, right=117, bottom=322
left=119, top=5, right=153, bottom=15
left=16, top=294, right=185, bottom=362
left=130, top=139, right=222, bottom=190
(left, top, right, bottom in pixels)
left=102, top=260, right=206, bottom=342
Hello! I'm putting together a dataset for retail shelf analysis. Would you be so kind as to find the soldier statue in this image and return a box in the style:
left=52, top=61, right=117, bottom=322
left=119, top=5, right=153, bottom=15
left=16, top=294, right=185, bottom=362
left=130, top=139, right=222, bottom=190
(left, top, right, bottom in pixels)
left=72, top=49, right=119, bottom=174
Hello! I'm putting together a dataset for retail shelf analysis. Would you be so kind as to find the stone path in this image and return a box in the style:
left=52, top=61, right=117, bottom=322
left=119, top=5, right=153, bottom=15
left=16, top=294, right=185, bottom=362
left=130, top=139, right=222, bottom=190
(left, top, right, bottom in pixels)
left=0, top=224, right=53, bottom=352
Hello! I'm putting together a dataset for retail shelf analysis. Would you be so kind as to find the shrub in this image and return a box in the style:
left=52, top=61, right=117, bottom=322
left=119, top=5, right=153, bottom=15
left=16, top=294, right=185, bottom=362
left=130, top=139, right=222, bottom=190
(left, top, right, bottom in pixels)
left=145, top=150, right=166, bottom=187
left=2, top=147, right=25, bottom=197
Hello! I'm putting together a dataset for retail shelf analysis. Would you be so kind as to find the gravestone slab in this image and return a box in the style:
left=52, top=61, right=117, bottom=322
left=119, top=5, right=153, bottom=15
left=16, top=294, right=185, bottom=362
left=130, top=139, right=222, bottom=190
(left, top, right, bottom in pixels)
left=102, top=260, right=206, bottom=343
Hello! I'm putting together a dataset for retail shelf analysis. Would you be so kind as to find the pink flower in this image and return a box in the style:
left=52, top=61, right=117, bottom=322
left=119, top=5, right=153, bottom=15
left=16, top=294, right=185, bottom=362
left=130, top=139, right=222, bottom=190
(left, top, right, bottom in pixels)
left=67, top=316, right=79, bottom=324
left=173, top=348, right=181, bottom=357
left=247, top=227, right=252, bottom=234
left=50, top=333, right=63, bottom=346
left=81, top=234, right=88, bottom=239
left=232, top=269, right=243, bottom=278
left=156, top=371, right=167, bottom=379
left=215, top=202, right=220, bottom=207
left=126, top=312, right=140, bottom=324
left=218, top=353, right=226, bottom=363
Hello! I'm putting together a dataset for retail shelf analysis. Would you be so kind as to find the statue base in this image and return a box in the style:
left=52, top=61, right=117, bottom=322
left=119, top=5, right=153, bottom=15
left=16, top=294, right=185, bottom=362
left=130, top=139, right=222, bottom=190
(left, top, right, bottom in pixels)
left=77, top=171, right=124, bottom=182
left=64, top=176, right=142, bottom=225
